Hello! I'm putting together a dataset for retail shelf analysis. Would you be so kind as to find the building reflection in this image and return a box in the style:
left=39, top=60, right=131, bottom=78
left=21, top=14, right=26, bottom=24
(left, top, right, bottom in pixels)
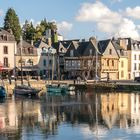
left=0, top=91, right=140, bottom=139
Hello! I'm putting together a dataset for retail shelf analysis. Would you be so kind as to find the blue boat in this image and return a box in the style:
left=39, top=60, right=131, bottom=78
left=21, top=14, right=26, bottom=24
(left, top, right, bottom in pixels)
left=0, top=86, right=6, bottom=98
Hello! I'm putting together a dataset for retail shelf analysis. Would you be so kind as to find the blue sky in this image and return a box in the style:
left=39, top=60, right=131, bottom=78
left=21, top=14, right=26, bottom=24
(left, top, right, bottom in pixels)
left=0, top=0, right=140, bottom=40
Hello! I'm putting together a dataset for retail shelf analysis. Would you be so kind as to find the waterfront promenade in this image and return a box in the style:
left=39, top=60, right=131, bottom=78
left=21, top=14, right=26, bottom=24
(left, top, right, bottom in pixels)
left=3, top=79, right=140, bottom=97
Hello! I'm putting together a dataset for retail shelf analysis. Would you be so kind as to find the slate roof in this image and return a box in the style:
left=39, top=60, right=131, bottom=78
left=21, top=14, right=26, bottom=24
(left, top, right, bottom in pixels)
left=53, top=42, right=67, bottom=54
left=34, top=40, right=50, bottom=49
left=17, top=40, right=37, bottom=55
left=78, top=41, right=89, bottom=55
left=98, top=39, right=110, bottom=54
left=0, top=28, right=15, bottom=41
left=17, top=40, right=34, bottom=48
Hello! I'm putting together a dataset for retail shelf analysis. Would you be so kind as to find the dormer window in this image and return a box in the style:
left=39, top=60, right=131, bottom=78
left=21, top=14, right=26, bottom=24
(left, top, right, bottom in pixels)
left=4, top=35, right=7, bottom=41
left=3, top=46, right=8, bottom=54
left=89, top=49, right=92, bottom=55
left=70, top=50, right=74, bottom=57
left=109, top=49, right=112, bottom=55
left=28, top=47, right=34, bottom=54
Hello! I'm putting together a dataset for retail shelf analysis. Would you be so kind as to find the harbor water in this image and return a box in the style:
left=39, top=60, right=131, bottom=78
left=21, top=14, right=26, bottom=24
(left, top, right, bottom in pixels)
left=0, top=89, right=140, bottom=140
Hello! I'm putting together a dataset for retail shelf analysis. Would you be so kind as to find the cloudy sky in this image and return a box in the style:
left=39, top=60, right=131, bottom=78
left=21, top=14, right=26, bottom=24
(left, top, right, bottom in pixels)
left=0, top=0, right=140, bottom=40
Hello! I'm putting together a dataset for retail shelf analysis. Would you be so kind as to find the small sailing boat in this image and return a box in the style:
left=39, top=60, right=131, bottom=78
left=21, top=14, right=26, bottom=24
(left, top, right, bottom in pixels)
left=14, top=37, right=40, bottom=97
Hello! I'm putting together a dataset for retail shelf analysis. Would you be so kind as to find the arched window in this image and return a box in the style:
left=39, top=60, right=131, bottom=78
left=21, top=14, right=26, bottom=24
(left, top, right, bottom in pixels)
left=3, top=46, right=8, bottom=54
left=27, top=59, right=33, bottom=65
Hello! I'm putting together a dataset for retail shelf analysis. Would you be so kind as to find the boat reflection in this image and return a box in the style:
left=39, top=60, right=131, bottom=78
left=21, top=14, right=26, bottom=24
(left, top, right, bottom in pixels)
left=0, top=90, right=140, bottom=139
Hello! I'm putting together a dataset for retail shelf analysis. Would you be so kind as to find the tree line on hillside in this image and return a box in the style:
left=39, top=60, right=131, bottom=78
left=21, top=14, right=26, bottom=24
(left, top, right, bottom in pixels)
left=3, top=8, right=58, bottom=44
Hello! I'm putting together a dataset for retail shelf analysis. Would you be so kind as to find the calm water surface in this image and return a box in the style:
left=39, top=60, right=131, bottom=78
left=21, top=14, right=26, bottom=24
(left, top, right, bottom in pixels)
left=0, top=89, right=140, bottom=140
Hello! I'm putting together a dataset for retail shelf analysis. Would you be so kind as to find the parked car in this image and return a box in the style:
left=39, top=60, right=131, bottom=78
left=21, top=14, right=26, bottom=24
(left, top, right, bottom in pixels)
left=134, top=76, right=140, bottom=82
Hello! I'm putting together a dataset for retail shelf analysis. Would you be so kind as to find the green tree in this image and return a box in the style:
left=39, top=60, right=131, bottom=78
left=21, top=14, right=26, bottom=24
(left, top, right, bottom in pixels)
left=22, top=20, right=35, bottom=43
left=4, top=8, right=21, bottom=42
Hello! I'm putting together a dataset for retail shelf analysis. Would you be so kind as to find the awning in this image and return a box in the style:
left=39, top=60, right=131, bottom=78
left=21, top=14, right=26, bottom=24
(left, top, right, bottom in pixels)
left=18, top=65, right=39, bottom=71
left=0, top=62, right=11, bottom=71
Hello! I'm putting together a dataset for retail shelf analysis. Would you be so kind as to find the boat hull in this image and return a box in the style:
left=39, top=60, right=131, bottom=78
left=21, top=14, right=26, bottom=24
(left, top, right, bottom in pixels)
left=0, top=86, right=6, bottom=98
left=14, top=85, right=40, bottom=96
left=47, top=85, right=68, bottom=96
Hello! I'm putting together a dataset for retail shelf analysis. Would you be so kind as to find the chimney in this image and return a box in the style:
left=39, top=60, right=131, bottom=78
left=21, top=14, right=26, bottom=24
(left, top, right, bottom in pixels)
left=119, top=38, right=128, bottom=50
left=89, top=36, right=97, bottom=46
left=31, top=40, right=34, bottom=46
left=46, top=29, right=52, bottom=46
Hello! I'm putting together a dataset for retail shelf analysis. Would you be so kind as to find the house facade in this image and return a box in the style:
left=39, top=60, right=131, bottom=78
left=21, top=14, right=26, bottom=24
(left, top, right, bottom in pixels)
left=119, top=38, right=140, bottom=79
left=99, top=39, right=119, bottom=80
left=15, top=40, right=38, bottom=78
left=0, top=28, right=16, bottom=77
left=64, top=38, right=101, bottom=80
left=36, top=40, right=57, bottom=79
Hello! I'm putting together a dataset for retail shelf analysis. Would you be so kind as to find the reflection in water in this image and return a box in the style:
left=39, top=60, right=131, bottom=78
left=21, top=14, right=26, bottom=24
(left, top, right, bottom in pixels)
left=0, top=90, right=140, bottom=139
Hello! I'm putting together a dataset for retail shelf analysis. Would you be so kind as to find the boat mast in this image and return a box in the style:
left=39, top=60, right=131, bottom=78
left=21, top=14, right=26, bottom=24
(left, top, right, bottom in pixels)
left=95, top=93, right=99, bottom=140
left=20, top=36, right=23, bottom=85
left=95, top=36, right=98, bottom=82
left=52, top=53, right=54, bottom=83
left=57, top=54, right=60, bottom=84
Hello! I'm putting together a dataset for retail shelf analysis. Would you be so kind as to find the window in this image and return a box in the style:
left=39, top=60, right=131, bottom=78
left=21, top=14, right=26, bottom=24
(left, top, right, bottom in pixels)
left=4, top=35, right=7, bottom=41
left=107, top=60, right=109, bottom=66
left=49, top=60, right=52, bottom=65
left=121, top=61, right=124, bottom=68
left=134, top=63, right=137, bottom=70
left=3, top=57, right=8, bottom=67
left=3, top=46, right=8, bottom=54
left=28, top=47, right=34, bottom=54
left=27, top=59, right=33, bottom=66
left=70, top=50, right=74, bottom=57
left=109, top=49, right=112, bottom=55
left=112, top=60, right=114, bottom=66
left=134, top=54, right=136, bottom=60
left=43, top=59, right=46, bottom=66
left=121, top=71, right=124, bottom=78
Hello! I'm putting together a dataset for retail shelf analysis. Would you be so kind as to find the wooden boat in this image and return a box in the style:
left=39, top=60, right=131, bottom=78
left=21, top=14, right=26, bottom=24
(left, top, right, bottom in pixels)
left=14, top=85, right=40, bottom=97
left=0, top=86, right=6, bottom=98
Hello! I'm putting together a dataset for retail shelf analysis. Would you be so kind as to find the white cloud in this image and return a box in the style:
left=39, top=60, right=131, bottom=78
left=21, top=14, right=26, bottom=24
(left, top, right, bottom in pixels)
left=125, top=6, right=140, bottom=19
left=57, top=21, right=73, bottom=34
left=115, top=18, right=140, bottom=39
left=76, top=1, right=140, bottom=40
left=97, top=22, right=116, bottom=33
left=76, top=1, right=122, bottom=24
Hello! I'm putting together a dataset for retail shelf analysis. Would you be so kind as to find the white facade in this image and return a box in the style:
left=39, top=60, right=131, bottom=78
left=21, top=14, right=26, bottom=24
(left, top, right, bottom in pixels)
left=0, top=41, right=16, bottom=70
left=37, top=46, right=57, bottom=78
left=130, top=43, right=140, bottom=79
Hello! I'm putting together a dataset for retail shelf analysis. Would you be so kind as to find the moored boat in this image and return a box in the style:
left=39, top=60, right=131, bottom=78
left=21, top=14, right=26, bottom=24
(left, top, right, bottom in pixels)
left=47, top=84, right=68, bottom=96
left=14, top=85, right=40, bottom=97
left=0, top=86, right=6, bottom=98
